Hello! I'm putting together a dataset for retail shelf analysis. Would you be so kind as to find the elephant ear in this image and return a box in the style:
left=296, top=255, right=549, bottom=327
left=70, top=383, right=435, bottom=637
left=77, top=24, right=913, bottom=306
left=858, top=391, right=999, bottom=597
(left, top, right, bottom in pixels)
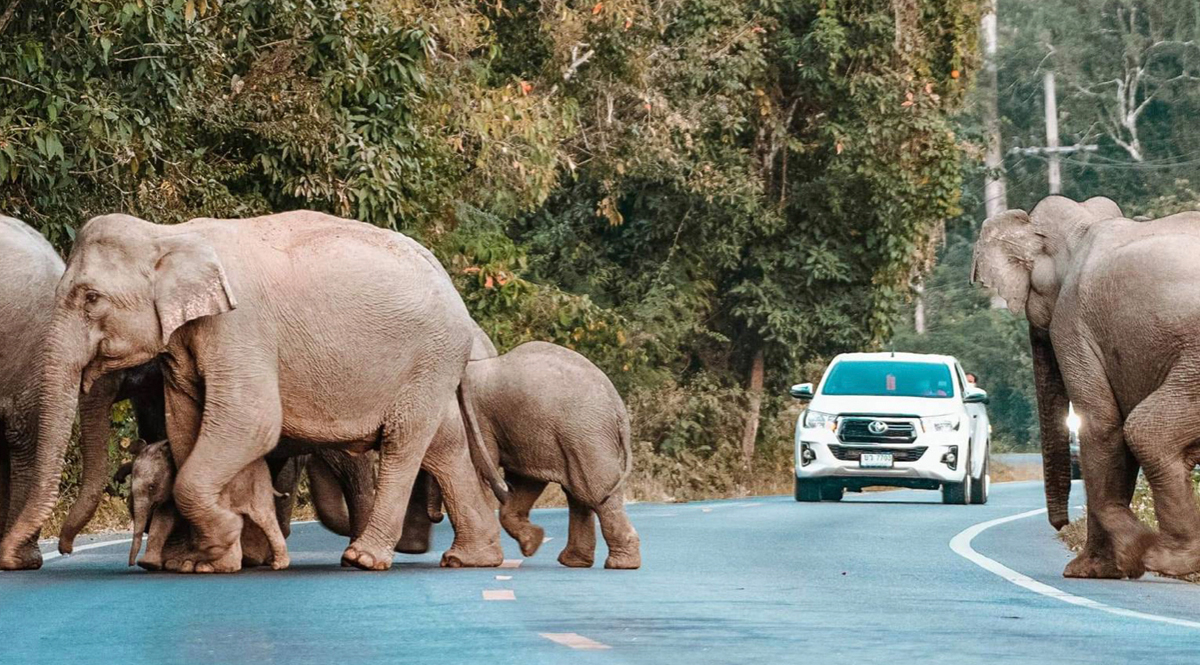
left=971, top=209, right=1040, bottom=317
left=154, top=234, right=237, bottom=345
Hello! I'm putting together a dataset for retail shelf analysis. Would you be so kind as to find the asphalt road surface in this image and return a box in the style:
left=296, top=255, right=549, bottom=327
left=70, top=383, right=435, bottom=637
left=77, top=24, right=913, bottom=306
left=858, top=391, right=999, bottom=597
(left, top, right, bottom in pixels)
left=3, top=480, right=1199, bottom=664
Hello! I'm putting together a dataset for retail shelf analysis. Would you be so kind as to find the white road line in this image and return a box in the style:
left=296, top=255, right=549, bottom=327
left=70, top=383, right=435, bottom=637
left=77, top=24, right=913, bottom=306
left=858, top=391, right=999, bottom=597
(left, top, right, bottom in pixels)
left=950, top=508, right=1200, bottom=631
left=482, top=589, right=515, bottom=601
left=539, top=633, right=611, bottom=650
left=542, top=536, right=553, bottom=544
left=495, top=575, right=512, bottom=580
left=499, top=559, right=523, bottom=569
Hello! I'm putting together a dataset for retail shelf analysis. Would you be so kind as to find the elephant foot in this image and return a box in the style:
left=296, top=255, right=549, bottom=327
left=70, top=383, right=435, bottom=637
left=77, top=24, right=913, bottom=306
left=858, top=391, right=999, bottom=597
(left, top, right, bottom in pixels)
left=270, top=553, right=290, bottom=571
left=342, top=542, right=393, bottom=571
left=557, top=547, right=595, bottom=568
left=440, top=541, right=503, bottom=568
left=1144, top=540, right=1200, bottom=577
left=137, top=556, right=163, bottom=571
left=0, top=540, right=44, bottom=570
left=511, top=524, right=545, bottom=558
left=1063, top=552, right=1125, bottom=579
left=604, top=547, right=642, bottom=570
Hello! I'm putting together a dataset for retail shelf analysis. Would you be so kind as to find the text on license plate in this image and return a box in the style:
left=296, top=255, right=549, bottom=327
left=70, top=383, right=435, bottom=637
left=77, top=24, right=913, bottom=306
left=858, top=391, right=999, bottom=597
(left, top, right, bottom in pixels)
left=859, top=453, right=894, bottom=469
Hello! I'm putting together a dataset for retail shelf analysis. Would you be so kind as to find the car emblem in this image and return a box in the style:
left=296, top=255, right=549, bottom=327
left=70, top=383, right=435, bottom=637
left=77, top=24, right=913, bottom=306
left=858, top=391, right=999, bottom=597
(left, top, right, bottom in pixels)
left=868, top=420, right=889, bottom=434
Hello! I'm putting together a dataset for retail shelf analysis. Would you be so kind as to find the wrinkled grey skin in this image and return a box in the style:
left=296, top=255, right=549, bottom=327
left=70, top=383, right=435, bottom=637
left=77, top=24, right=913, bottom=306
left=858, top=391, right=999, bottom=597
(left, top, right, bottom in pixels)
left=128, top=440, right=289, bottom=573
left=973, top=195, right=1200, bottom=579
left=312, top=341, right=640, bottom=569
left=0, top=216, right=121, bottom=570
left=307, top=328, right=499, bottom=556
left=0, top=211, right=506, bottom=572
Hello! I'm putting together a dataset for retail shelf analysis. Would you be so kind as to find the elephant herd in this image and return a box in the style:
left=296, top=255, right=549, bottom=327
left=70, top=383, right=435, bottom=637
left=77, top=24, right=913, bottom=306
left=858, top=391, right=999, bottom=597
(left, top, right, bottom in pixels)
left=974, top=195, right=1200, bottom=580
left=0, top=211, right=640, bottom=574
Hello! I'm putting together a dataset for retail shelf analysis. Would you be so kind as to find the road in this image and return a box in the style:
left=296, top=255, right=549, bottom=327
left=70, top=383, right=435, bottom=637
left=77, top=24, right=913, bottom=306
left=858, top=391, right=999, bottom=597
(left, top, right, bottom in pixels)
left=2, top=480, right=1198, bottom=664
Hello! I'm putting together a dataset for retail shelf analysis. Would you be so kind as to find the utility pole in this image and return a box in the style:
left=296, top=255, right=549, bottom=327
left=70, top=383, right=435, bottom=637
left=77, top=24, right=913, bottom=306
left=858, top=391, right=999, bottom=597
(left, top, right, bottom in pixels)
left=1043, top=70, right=1061, bottom=194
left=981, top=4, right=1007, bottom=219
left=1009, top=66, right=1098, bottom=190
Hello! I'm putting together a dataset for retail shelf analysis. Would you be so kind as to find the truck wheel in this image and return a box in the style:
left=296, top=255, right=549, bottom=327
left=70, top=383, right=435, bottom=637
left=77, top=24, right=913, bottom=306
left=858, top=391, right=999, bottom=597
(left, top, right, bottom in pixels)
left=820, top=483, right=844, bottom=502
left=942, top=446, right=972, bottom=505
left=794, top=478, right=822, bottom=502
left=970, top=453, right=989, bottom=505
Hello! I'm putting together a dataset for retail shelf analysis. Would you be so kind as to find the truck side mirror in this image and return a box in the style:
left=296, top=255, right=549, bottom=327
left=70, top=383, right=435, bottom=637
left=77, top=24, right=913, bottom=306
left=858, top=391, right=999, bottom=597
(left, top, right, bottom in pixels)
left=789, top=383, right=814, bottom=401
left=964, top=387, right=989, bottom=405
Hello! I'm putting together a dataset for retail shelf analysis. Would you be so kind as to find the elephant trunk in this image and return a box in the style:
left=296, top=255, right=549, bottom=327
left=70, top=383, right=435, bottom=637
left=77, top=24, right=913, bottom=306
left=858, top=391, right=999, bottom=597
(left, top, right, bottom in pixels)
left=1030, top=324, right=1072, bottom=530
left=57, top=377, right=120, bottom=554
left=128, top=497, right=152, bottom=567
left=0, top=316, right=88, bottom=568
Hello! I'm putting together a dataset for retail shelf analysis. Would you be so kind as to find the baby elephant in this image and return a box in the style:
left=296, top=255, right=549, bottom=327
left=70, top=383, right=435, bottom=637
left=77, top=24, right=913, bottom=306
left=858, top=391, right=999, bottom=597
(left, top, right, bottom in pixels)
left=471, top=341, right=639, bottom=569
left=127, top=440, right=289, bottom=573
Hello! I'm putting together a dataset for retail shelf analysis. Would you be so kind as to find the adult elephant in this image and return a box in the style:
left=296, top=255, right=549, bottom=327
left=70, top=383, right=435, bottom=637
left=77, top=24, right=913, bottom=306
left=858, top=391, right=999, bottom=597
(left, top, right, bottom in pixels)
left=0, top=215, right=123, bottom=570
left=972, top=195, right=1200, bottom=579
left=0, top=211, right=507, bottom=571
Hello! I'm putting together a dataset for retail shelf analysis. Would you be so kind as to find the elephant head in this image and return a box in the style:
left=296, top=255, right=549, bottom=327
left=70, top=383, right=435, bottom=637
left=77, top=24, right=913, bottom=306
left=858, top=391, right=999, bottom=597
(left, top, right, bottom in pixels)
left=126, top=440, right=174, bottom=566
left=971, top=195, right=1124, bottom=531
left=0, top=214, right=235, bottom=567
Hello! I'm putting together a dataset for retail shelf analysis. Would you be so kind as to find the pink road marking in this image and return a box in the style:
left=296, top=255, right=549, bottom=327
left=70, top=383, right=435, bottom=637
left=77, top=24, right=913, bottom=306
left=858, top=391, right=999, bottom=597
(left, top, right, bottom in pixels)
left=539, top=633, right=611, bottom=650
left=482, top=589, right=516, bottom=601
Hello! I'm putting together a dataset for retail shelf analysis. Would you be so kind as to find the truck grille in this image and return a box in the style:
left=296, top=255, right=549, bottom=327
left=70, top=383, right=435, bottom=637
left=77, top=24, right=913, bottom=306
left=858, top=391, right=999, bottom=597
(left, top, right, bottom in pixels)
left=828, top=445, right=928, bottom=463
left=838, top=418, right=918, bottom=444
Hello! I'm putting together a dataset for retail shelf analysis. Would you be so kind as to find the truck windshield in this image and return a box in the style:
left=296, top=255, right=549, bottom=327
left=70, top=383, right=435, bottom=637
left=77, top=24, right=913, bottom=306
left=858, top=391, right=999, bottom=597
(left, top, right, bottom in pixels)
left=821, top=361, right=955, bottom=399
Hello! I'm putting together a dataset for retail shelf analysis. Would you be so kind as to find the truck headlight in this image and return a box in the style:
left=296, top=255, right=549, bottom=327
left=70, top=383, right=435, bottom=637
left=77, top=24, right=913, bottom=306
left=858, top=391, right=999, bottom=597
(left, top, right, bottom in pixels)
left=802, top=410, right=838, bottom=431
left=922, top=414, right=961, bottom=432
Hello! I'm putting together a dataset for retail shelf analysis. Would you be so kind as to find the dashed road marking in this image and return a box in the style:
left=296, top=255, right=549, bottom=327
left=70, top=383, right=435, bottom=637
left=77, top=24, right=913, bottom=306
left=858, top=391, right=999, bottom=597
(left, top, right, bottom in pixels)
left=950, top=507, right=1200, bottom=631
left=483, top=589, right=515, bottom=601
left=539, top=633, right=611, bottom=650
left=495, top=575, right=512, bottom=580
left=499, top=559, right=523, bottom=568
left=701, top=508, right=713, bottom=513
left=542, top=536, right=553, bottom=544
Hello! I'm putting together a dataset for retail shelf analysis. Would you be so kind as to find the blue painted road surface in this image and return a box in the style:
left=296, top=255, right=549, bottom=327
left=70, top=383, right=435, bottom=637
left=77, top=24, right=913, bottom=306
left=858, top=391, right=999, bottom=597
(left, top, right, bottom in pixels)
left=2, top=480, right=1198, bottom=664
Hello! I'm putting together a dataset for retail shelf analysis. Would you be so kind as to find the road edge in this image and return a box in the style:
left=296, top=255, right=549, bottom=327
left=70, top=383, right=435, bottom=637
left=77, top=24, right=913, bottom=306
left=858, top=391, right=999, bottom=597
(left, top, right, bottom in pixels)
left=949, top=507, right=1200, bottom=631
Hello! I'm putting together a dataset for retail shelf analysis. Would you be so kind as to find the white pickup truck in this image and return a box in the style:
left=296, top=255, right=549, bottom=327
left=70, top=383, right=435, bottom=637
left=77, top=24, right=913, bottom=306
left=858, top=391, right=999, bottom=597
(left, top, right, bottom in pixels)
left=790, top=352, right=991, bottom=505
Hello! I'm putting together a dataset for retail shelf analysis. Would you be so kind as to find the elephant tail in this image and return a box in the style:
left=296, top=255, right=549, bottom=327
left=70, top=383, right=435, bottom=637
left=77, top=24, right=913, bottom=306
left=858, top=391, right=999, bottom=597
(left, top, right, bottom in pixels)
left=458, top=375, right=510, bottom=505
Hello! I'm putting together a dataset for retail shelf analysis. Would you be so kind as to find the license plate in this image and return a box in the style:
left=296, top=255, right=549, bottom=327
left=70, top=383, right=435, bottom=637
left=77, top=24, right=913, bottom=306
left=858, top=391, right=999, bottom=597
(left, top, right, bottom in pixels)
left=859, top=453, right=894, bottom=469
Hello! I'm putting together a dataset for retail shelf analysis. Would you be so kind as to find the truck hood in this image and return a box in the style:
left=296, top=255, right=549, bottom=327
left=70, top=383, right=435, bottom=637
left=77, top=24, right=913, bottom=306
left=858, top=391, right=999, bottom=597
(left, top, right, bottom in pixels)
left=807, top=394, right=961, bottom=419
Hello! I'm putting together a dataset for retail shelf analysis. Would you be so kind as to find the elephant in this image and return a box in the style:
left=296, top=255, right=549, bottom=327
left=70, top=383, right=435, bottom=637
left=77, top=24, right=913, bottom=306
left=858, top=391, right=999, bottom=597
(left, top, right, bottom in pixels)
left=0, top=210, right=508, bottom=572
left=126, top=439, right=289, bottom=572
left=0, top=215, right=121, bottom=570
left=972, top=194, right=1200, bottom=578
left=309, top=341, right=641, bottom=569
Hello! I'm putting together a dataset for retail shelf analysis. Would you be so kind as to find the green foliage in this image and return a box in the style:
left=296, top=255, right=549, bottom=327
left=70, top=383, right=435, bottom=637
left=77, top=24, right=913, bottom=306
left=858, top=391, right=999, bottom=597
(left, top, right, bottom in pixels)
left=2, top=0, right=983, bottom=515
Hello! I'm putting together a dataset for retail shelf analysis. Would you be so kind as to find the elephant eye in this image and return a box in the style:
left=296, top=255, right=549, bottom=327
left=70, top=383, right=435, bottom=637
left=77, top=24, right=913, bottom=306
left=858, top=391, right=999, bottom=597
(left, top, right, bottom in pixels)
left=84, top=291, right=100, bottom=305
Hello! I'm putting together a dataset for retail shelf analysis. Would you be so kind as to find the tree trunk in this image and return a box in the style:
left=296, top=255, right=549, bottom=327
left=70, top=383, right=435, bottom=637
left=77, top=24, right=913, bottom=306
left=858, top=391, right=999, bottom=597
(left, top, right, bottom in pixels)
left=740, top=348, right=765, bottom=464
left=914, top=281, right=926, bottom=334
left=1029, top=324, right=1072, bottom=530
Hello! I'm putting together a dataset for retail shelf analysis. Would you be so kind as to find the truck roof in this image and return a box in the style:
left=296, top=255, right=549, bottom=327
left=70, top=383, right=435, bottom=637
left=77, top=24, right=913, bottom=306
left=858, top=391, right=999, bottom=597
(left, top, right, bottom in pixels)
left=831, top=352, right=958, bottom=365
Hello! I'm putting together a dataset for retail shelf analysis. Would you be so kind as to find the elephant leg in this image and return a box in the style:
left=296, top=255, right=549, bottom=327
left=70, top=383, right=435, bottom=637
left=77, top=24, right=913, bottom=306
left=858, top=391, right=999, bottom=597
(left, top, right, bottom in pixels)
left=595, top=490, right=641, bottom=569
left=397, top=470, right=433, bottom=555
left=499, top=474, right=547, bottom=558
left=558, top=494, right=597, bottom=568
left=307, top=455, right=353, bottom=538
left=0, top=428, right=10, bottom=537
left=169, top=379, right=281, bottom=567
left=423, top=431, right=503, bottom=568
left=1125, top=377, right=1200, bottom=576
left=343, top=409, right=440, bottom=571
left=1065, top=412, right=1149, bottom=578
left=139, top=504, right=179, bottom=571
left=240, top=522, right=271, bottom=568
left=2, top=418, right=42, bottom=570
left=246, top=481, right=290, bottom=571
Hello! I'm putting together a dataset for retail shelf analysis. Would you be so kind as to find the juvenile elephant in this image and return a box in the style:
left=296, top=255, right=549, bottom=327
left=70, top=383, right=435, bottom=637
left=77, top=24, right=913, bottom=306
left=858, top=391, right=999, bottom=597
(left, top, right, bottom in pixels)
left=312, top=342, right=641, bottom=569
left=0, top=211, right=507, bottom=572
left=973, top=195, right=1200, bottom=578
left=0, top=216, right=120, bottom=570
left=126, top=440, right=289, bottom=572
